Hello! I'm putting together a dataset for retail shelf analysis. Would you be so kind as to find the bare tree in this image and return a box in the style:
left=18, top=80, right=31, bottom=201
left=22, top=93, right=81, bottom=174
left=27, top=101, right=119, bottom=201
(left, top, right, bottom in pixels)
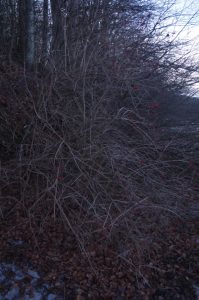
left=50, top=0, right=65, bottom=51
left=42, top=0, right=48, bottom=58
left=25, top=0, right=35, bottom=68
left=17, top=0, right=26, bottom=62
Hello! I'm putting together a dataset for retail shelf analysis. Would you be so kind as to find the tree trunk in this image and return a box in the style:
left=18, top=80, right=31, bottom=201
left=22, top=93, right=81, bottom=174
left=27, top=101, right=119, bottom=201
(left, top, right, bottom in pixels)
left=50, top=0, right=64, bottom=51
left=17, top=0, right=26, bottom=63
left=25, top=0, right=35, bottom=68
left=42, top=0, right=48, bottom=58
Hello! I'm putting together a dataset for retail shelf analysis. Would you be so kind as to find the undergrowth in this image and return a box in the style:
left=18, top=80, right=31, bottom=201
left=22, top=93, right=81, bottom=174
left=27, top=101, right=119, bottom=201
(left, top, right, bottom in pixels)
left=0, top=58, right=198, bottom=263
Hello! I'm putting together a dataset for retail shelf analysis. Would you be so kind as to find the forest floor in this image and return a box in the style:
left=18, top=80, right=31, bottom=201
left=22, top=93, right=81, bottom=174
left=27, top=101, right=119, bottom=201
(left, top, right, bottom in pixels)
left=0, top=199, right=198, bottom=299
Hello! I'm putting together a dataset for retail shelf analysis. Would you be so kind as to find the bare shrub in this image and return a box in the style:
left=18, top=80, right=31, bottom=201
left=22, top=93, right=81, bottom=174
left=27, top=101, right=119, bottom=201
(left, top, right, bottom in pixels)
left=6, top=65, right=192, bottom=257
left=0, top=0, right=198, bottom=263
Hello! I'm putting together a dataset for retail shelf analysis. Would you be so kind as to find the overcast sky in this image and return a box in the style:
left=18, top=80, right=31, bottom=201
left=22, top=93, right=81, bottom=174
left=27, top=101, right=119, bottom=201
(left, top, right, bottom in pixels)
left=157, top=0, right=199, bottom=53
left=172, top=0, right=199, bottom=50
left=166, top=0, right=199, bottom=95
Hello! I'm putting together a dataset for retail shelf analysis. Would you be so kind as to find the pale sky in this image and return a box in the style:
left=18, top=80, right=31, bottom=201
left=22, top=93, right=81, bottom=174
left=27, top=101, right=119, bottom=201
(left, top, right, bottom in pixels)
left=172, top=1, right=199, bottom=49
left=166, top=0, right=199, bottom=95
left=157, top=0, right=199, bottom=52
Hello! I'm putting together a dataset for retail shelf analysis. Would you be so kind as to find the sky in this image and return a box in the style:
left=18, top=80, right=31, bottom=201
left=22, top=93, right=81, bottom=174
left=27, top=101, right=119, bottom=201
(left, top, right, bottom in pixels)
left=171, top=0, right=199, bottom=51
left=164, top=0, right=199, bottom=95
left=152, top=0, right=199, bottom=95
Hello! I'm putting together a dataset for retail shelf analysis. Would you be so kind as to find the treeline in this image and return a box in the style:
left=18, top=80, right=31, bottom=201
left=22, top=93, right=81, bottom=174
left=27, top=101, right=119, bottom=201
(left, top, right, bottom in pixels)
left=0, top=1, right=197, bottom=95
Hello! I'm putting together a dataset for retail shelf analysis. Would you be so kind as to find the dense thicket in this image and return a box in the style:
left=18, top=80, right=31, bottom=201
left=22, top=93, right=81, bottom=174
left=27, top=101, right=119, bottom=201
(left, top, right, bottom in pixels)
left=0, top=0, right=198, bottom=257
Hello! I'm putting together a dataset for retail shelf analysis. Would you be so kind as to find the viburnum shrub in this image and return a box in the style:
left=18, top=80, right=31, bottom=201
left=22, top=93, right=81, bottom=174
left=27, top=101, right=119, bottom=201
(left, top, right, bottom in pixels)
left=131, top=84, right=140, bottom=93
left=1, top=0, right=198, bottom=264
left=147, top=102, right=160, bottom=110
